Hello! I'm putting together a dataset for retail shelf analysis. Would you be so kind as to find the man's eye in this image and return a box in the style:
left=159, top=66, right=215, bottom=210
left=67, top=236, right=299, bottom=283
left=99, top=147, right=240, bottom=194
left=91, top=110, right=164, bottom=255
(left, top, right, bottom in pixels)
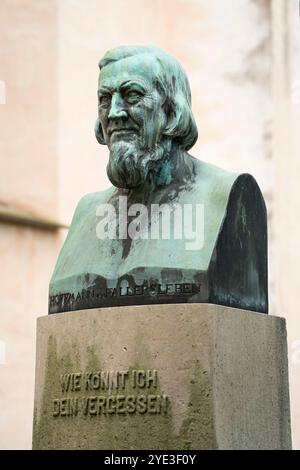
left=99, top=95, right=111, bottom=107
left=124, top=91, right=143, bottom=104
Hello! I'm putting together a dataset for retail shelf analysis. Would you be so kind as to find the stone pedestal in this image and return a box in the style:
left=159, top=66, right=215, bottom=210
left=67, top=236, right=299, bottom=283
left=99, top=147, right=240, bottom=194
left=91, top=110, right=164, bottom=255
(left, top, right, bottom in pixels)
left=32, top=304, right=291, bottom=449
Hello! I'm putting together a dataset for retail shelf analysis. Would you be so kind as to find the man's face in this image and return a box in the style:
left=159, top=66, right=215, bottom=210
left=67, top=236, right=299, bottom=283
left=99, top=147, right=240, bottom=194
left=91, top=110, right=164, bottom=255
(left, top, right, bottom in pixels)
left=97, top=55, right=168, bottom=189
left=98, top=55, right=166, bottom=150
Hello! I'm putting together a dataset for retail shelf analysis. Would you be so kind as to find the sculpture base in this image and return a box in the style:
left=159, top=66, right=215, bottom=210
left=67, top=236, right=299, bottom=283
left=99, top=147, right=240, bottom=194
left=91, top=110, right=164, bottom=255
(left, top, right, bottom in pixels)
left=32, top=304, right=291, bottom=449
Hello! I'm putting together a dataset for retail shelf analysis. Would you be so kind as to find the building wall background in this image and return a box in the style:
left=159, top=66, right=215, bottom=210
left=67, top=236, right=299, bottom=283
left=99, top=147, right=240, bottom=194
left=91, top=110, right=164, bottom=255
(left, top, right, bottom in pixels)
left=0, top=0, right=299, bottom=449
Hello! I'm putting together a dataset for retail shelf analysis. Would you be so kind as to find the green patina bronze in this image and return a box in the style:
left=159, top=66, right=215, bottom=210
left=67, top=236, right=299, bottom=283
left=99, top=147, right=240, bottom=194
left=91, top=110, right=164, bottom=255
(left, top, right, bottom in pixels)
left=49, top=45, right=268, bottom=314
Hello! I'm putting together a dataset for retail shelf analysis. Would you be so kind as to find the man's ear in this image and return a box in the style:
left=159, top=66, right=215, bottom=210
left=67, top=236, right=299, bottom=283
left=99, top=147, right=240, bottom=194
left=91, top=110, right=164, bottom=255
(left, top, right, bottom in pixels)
left=163, top=94, right=190, bottom=141
left=155, top=80, right=177, bottom=137
left=161, top=96, right=178, bottom=137
left=95, top=118, right=106, bottom=145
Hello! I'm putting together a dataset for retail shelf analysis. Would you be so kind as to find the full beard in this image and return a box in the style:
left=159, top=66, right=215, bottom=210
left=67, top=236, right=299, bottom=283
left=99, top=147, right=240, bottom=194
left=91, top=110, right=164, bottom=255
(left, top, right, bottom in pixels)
left=106, top=139, right=166, bottom=189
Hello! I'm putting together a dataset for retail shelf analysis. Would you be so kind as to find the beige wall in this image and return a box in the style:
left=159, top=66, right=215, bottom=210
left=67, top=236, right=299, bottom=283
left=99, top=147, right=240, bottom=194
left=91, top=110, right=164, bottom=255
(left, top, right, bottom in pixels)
left=0, top=0, right=59, bottom=218
left=0, top=0, right=62, bottom=450
left=0, top=0, right=299, bottom=449
left=272, top=0, right=300, bottom=449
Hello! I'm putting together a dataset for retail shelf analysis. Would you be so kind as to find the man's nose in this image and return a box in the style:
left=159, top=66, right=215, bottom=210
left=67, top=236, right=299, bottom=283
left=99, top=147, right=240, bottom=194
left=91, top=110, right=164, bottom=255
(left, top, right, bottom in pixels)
left=108, top=93, right=127, bottom=120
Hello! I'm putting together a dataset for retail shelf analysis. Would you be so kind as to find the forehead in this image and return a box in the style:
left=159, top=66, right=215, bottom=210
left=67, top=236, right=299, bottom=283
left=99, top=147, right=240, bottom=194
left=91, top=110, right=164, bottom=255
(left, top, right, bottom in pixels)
left=98, top=54, right=161, bottom=90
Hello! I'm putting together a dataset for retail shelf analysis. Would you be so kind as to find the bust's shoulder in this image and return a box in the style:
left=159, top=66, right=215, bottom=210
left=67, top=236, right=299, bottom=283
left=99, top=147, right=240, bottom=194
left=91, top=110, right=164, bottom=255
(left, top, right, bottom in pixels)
left=68, top=187, right=116, bottom=228
left=192, top=157, right=238, bottom=186
left=74, top=187, right=116, bottom=213
left=191, top=157, right=263, bottom=202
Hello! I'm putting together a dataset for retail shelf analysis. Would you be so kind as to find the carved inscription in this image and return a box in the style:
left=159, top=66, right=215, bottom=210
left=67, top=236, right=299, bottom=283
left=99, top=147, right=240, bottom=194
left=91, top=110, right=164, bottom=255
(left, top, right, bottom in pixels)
left=53, top=369, right=169, bottom=417
left=49, top=282, right=202, bottom=308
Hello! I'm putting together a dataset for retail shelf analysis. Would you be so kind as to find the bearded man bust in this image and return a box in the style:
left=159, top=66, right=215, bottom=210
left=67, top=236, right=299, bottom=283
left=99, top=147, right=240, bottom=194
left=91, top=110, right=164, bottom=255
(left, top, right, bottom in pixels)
left=49, top=45, right=268, bottom=315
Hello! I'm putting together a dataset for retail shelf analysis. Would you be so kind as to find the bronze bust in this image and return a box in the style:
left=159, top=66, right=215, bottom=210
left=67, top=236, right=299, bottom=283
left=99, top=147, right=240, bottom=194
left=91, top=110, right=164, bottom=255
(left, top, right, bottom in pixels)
left=49, top=45, right=268, bottom=314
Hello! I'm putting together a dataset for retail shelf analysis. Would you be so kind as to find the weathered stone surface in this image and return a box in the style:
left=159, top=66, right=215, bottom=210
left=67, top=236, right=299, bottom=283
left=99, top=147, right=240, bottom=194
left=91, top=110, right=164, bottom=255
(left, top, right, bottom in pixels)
left=33, top=304, right=291, bottom=449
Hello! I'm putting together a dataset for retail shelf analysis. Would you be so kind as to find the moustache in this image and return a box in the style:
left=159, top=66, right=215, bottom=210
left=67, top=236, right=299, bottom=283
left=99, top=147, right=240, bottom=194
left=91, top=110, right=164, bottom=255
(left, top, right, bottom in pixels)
left=107, top=125, right=139, bottom=137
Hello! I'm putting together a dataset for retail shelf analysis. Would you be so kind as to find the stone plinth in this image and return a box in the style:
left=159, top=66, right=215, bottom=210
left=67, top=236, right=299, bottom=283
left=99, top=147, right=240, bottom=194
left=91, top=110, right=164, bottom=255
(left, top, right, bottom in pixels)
left=32, top=304, right=291, bottom=449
